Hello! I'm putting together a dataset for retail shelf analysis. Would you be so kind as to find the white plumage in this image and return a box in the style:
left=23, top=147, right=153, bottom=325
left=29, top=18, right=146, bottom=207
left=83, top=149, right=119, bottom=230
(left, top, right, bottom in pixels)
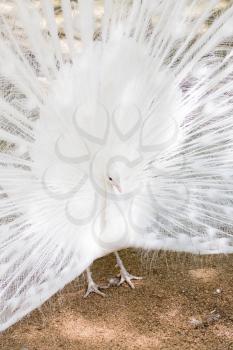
left=1, top=0, right=233, bottom=331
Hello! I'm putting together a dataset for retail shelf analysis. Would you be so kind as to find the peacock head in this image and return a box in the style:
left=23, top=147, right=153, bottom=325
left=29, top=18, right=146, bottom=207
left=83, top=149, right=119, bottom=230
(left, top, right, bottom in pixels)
left=107, top=161, right=124, bottom=194
left=107, top=174, right=121, bottom=193
left=104, top=151, right=143, bottom=197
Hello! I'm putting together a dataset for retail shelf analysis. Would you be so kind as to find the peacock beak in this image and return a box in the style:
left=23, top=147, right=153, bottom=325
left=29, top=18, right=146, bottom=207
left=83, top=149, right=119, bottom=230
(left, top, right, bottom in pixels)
left=114, top=183, right=122, bottom=193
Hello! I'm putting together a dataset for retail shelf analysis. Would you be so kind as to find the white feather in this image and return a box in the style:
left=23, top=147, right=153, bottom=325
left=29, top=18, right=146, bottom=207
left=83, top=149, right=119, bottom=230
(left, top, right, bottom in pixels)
left=0, top=0, right=233, bottom=332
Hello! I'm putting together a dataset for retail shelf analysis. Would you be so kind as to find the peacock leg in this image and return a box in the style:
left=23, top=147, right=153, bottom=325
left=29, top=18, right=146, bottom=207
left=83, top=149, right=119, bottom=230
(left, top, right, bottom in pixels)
left=83, top=267, right=107, bottom=298
left=114, top=252, right=143, bottom=289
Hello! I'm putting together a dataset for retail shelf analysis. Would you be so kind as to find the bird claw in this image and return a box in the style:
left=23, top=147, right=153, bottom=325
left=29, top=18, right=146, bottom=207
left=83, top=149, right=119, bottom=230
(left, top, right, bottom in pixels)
left=117, top=271, right=143, bottom=289
left=83, top=281, right=106, bottom=298
left=114, top=252, right=142, bottom=289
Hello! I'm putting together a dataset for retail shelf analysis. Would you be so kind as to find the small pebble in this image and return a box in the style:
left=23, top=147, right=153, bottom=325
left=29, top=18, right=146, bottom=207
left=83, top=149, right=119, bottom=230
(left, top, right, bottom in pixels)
left=189, top=318, right=203, bottom=328
left=108, top=277, right=120, bottom=286
left=207, top=311, right=221, bottom=324
left=214, top=288, right=222, bottom=294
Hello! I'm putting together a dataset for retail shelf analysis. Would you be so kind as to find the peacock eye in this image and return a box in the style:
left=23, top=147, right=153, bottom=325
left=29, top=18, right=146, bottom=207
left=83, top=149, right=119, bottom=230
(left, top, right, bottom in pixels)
left=108, top=177, right=113, bottom=181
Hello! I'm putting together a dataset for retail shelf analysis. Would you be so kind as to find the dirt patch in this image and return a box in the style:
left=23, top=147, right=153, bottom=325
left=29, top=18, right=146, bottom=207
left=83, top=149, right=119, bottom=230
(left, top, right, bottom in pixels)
left=1, top=250, right=233, bottom=350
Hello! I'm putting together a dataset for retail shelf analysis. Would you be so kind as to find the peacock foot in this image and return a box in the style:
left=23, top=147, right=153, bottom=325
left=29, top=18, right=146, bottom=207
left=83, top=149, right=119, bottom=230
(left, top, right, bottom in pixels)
left=117, top=269, right=143, bottom=289
left=84, top=281, right=106, bottom=298
left=84, top=267, right=108, bottom=298
left=114, top=252, right=143, bottom=289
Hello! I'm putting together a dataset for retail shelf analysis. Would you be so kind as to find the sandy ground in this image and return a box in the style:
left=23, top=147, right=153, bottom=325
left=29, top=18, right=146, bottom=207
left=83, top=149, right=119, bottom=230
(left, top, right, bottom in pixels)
left=1, top=249, right=233, bottom=350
